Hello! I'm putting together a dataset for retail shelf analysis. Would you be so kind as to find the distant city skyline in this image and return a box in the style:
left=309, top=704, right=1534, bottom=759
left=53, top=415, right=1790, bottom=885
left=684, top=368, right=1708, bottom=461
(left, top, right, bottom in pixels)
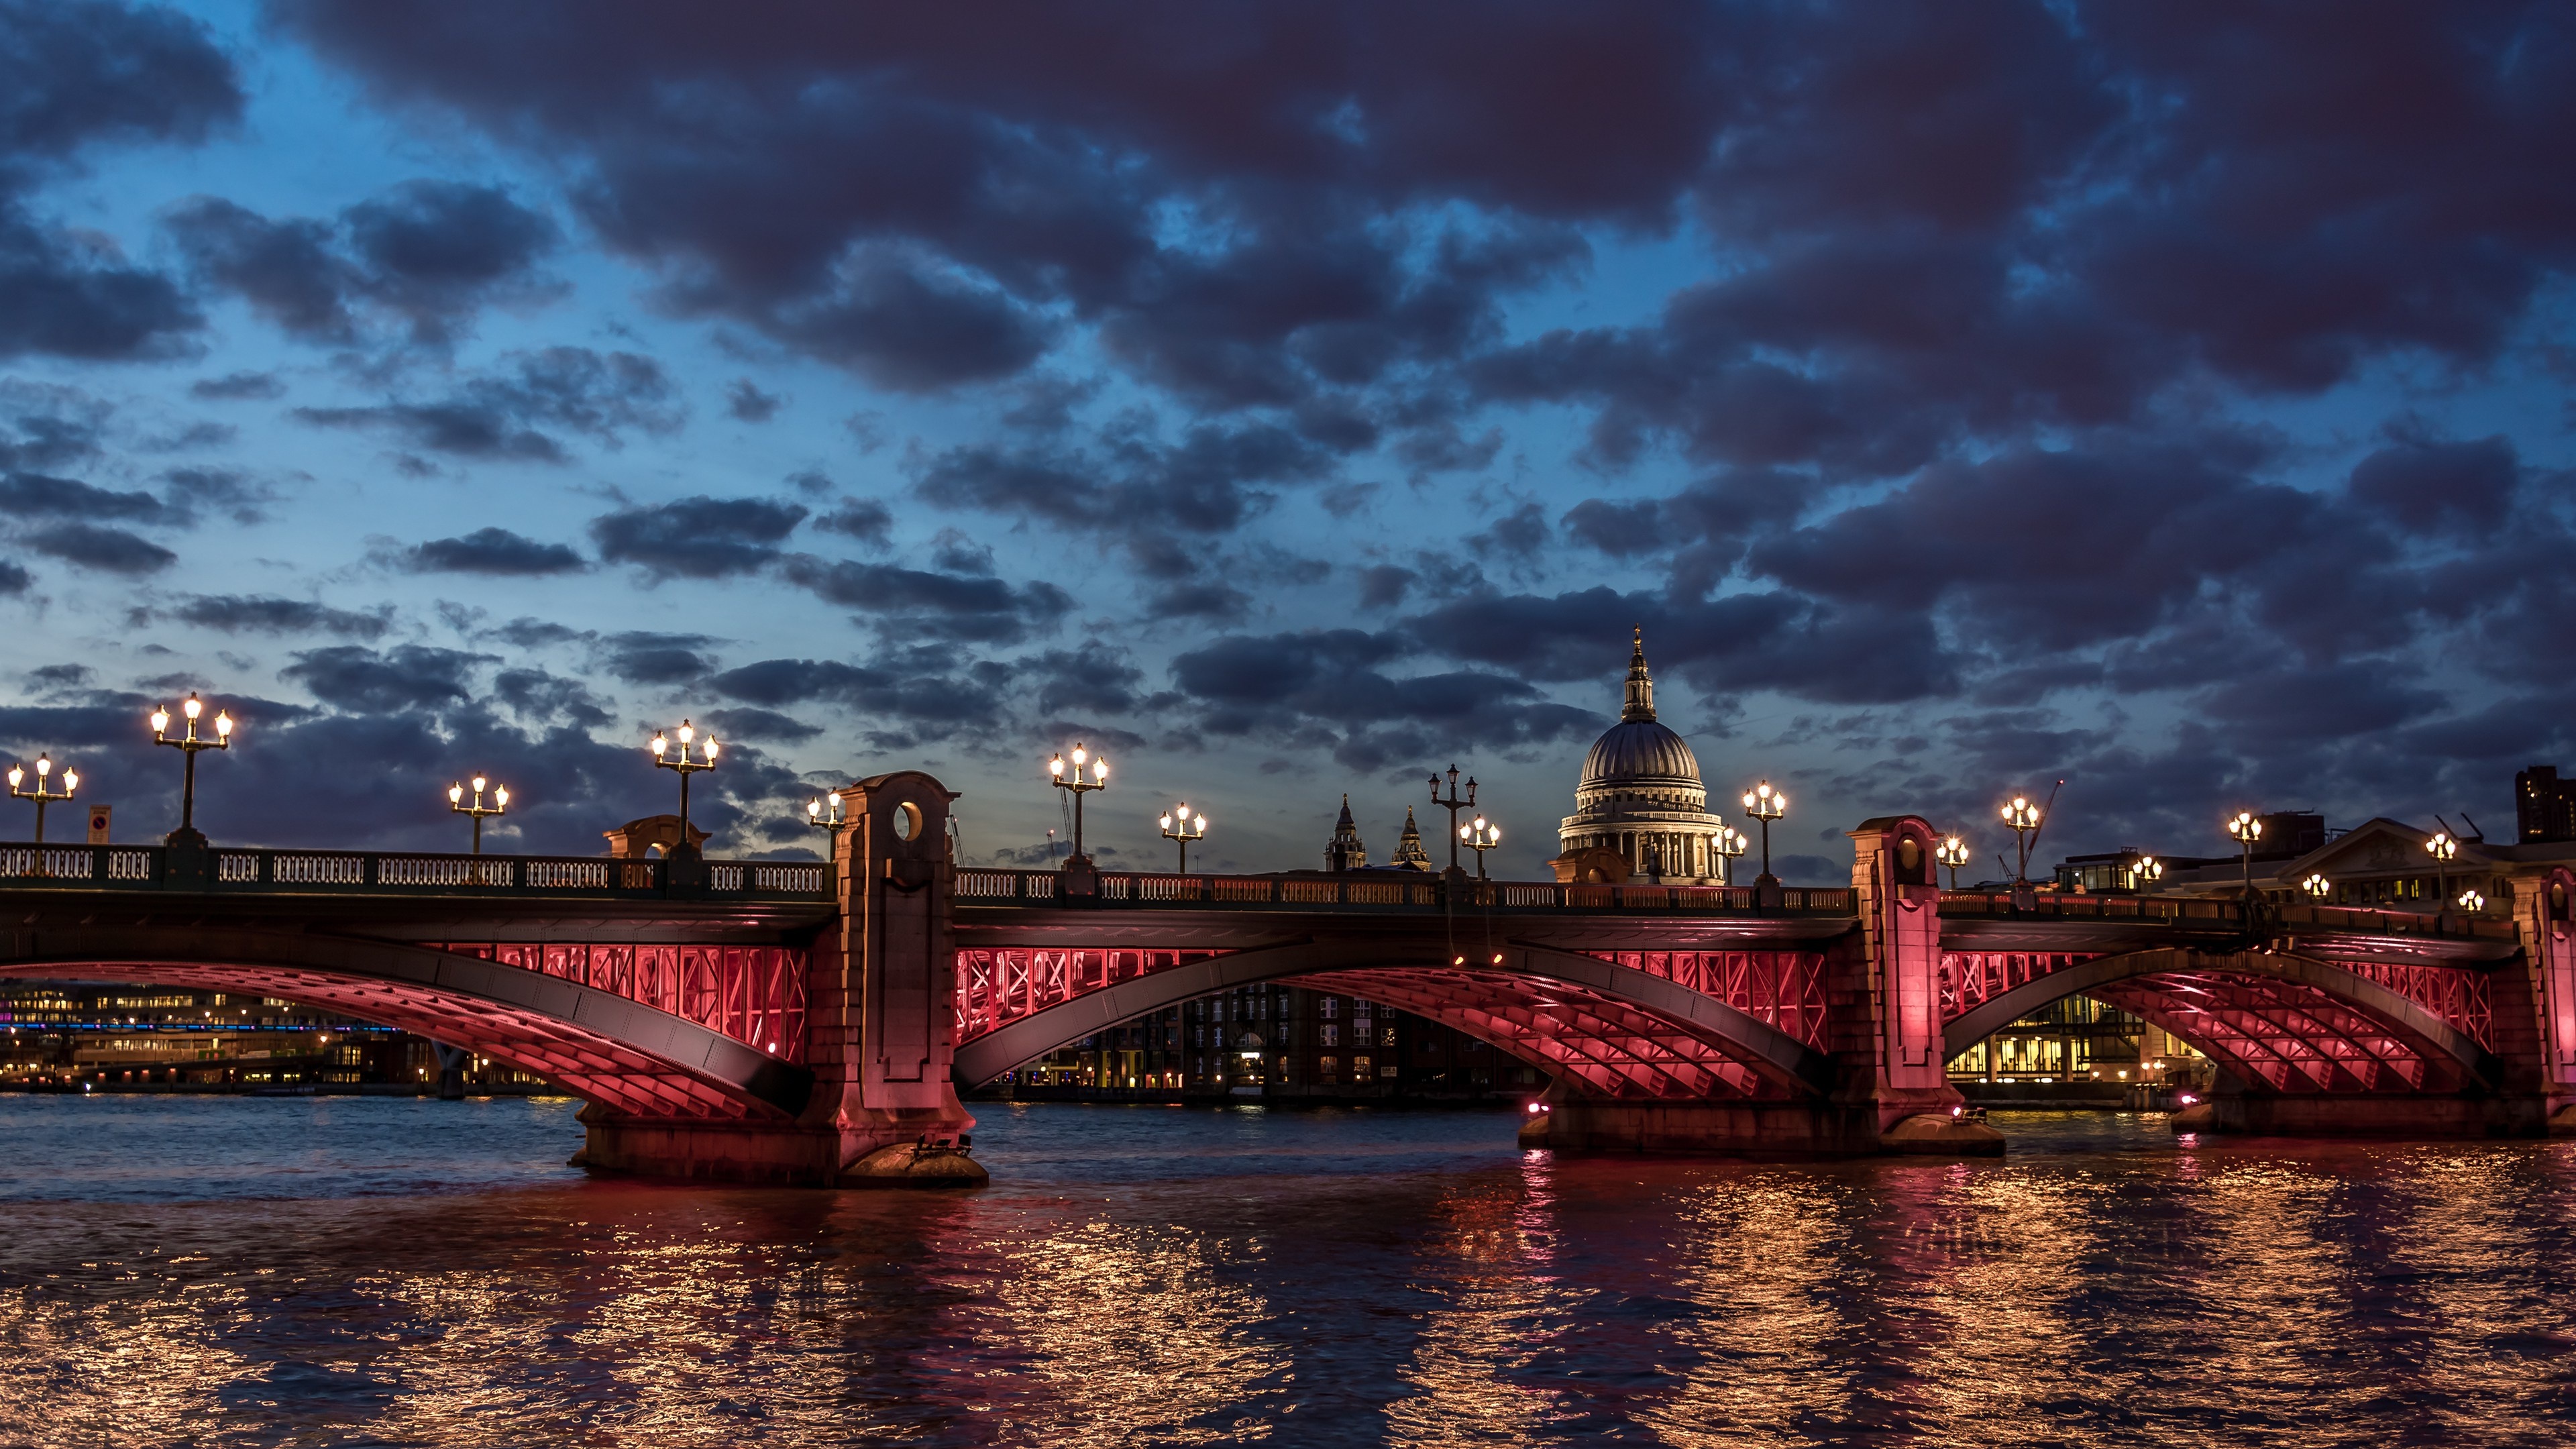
left=3, top=2, right=2572, bottom=883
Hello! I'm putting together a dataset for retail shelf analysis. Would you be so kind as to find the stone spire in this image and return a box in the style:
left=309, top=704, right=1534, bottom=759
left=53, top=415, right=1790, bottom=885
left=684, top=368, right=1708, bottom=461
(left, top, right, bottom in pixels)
left=1325, top=794, right=1368, bottom=871
left=1622, top=625, right=1656, bottom=722
left=1393, top=806, right=1434, bottom=869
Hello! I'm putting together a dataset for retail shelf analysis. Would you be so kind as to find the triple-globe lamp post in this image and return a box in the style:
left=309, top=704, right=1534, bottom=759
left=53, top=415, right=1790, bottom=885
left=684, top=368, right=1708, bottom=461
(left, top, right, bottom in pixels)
left=2226, top=810, right=2265, bottom=900
left=1741, top=781, right=1786, bottom=885
left=447, top=775, right=508, bottom=855
left=1047, top=743, right=1108, bottom=865
left=1460, top=815, right=1501, bottom=880
left=2426, top=830, right=2459, bottom=907
left=1159, top=802, right=1207, bottom=872
left=1715, top=824, right=1748, bottom=886
left=1935, top=834, right=1971, bottom=890
left=150, top=692, right=234, bottom=846
left=649, top=720, right=718, bottom=859
left=2000, top=794, right=2043, bottom=886
left=7, top=754, right=78, bottom=843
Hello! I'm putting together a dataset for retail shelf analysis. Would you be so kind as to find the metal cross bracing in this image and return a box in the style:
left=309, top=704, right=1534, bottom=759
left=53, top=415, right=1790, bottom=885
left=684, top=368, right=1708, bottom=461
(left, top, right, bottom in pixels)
left=16, top=959, right=762, bottom=1119
left=435, top=943, right=808, bottom=1061
left=954, top=948, right=1226, bottom=1042
left=2086, top=973, right=2461, bottom=1094
left=1295, top=967, right=1786, bottom=1099
left=2332, top=959, right=2495, bottom=1049
left=952, top=946, right=1825, bottom=1099
left=1581, top=951, right=1832, bottom=1051
left=1941, top=951, right=2098, bottom=1020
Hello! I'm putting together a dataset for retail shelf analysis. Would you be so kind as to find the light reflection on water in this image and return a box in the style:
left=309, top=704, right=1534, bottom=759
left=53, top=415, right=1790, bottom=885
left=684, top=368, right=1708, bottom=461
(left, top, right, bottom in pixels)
left=3, top=1096, right=2575, bottom=1446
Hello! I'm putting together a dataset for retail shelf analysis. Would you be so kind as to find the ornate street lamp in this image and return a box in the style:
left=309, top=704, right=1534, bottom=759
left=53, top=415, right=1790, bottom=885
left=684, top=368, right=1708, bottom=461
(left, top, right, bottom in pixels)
left=1428, top=764, right=1478, bottom=878
left=150, top=692, right=234, bottom=846
left=1460, top=815, right=1501, bottom=879
left=1715, top=825, right=1748, bottom=886
left=2426, top=830, right=2458, bottom=906
left=2000, top=794, right=2043, bottom=886
left=2226, top=810, right=2264, bottom=900
left=2131, top=854, right=2165, bottom=891
left=447, top=775, right=508, bottom=859
left=807, top=791, right=857, bottom=863
left=1741, top=781, right=1786, bottom=885
left=1935, top=834, right=1971, bottom=890
left=1046, top=742, right=1108, bottom=864
left=648, top=720, right=718, bottom=859
left=2301, top=871, right=2332, bottom=902
left=7, top=754, right=78, bottom=843
left=2457, top=887, right=2485, bottom=914
left=1159, top=802, right=1207, bottom=872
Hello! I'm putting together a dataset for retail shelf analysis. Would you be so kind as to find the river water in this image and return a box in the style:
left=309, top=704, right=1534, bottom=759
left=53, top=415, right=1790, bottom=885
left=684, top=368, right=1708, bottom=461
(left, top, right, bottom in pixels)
left=2, top=1096, right=2573, bottom=1447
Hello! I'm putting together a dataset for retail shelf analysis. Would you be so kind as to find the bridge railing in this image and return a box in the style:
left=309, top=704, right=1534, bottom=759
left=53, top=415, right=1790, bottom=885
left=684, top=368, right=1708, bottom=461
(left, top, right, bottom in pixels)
left=953, top=868, right=1856, bottom=915
left=0, top=843, right=831, bottom=901
left=1937, top=890, right=2519, bottom=945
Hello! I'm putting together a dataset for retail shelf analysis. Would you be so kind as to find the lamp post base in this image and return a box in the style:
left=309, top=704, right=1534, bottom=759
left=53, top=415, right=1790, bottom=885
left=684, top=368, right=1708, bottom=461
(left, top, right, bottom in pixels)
left=1059, top=853, right=1098, bottom=898
left=162, top=828, right=211, bottom=888
left=1752, top=871, right=1784, bottom=910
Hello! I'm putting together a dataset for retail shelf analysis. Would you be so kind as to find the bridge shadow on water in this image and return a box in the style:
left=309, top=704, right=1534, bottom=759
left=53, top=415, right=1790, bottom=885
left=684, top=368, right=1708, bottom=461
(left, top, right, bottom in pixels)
left=3, top=1095, right=2575, bottom=1447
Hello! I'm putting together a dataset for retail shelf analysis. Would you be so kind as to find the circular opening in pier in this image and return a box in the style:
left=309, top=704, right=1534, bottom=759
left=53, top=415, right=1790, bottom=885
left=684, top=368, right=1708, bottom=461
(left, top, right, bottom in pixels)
left=891, top=801, right=922, bottom=841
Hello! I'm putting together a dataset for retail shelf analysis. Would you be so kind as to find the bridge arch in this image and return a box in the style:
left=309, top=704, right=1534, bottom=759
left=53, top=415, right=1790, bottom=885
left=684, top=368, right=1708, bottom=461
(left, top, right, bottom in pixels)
left=1942, top=947, right=2498, bottom=1094
left=951, top=939, right=1836, bottom=1100
left=0, top=926, right=812, bottom=1119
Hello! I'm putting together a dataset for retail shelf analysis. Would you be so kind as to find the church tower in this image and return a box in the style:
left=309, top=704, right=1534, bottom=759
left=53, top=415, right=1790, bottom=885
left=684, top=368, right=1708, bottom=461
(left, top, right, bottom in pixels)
left=1324, top=796, right=1368, bottom=871
left=1391, top=806, right=1434, bottom=869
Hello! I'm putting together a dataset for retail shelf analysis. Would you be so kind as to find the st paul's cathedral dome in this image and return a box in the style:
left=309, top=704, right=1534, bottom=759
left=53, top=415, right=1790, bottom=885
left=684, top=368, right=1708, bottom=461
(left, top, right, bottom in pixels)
left=1552, top=631, right=1732, bottom=883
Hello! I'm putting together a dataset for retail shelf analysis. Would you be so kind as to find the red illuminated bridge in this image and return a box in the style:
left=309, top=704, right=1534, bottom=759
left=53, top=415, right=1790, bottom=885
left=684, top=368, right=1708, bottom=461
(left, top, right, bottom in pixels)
left=4, top=771, right=2571, bottom=1184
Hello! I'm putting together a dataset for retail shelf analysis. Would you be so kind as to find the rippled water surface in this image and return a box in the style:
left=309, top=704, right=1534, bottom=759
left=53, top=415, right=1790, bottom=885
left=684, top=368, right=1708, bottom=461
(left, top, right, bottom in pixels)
left=4, top=1095, right=2574, bottom=1447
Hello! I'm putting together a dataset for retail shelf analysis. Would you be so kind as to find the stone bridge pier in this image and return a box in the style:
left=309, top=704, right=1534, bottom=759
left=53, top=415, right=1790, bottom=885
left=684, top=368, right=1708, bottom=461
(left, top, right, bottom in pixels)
left=574, top=771, right=985, bottom=1187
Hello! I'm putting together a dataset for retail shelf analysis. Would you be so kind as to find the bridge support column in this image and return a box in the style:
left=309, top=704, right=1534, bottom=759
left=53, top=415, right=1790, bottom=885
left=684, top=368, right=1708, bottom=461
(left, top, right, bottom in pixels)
left=1841, top=815, right=2001, bottom=1155
left=577, top=771, right=985, bottom=1187
left=2522, top=868, right=2576, bottom=1135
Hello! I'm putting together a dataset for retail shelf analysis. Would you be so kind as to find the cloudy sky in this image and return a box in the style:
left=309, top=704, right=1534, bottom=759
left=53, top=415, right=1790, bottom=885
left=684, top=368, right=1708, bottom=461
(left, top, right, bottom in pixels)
left=1, top=1, right=2571, bottom=881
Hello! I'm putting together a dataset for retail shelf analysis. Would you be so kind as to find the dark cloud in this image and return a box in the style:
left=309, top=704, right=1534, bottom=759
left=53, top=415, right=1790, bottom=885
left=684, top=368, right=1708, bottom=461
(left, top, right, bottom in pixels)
left=1171, top=627, right=1596, bottom=769
left=724, top=378, right=782, bottom=422
left=2346, top=432, right=2522, bottom=540
left=0, top=470, right=162, bottom=521
left=0, top=559, right=28, bottom=595
left=813, top=497, right=894, bottom=548
left=281, top=643, right=488, bottom=713
left=168, top=178, right=556, bottom=347
left=23, top=521, right=174, bottom=573
left=294, top=347, right=681, bottom=462
left=702, top=705, right=820, bottom=743
left=490, top=666, right=610, bottom=729
left=172, top=594, right=390, bottom=639
left=0, top=0, right=238, bottom=362
left=403, top=526, right=586, bottom=576
left=778, top=553, right=1072, bottom=644
left=706, top=653, right=1012, bottom=747
left=590, top=494, right=807, bottom=578
left=598, top=631, right=716, bottom=685
left=487, top=617, right=588, bottom=650
left=189, top=370, right=284, bottom=400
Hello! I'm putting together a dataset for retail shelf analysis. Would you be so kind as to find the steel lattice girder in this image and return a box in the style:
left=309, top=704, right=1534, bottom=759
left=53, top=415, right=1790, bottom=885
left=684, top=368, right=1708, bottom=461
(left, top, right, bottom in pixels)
left=0, top=928, right=813, bottom=1118
left=1937, top=947, right=2497, bottom=1093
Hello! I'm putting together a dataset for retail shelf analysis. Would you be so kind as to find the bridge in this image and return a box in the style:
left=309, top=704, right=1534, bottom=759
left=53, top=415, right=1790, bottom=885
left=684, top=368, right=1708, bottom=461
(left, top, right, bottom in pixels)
left=4, top=773, right=2571, bottom=1185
